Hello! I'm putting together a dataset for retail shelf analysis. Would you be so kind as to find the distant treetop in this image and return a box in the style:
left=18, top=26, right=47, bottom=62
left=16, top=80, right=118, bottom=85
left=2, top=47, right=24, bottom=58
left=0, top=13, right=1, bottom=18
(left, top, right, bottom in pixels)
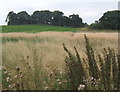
left=5, top=10, right=86, bottom=28
left=6, top=10, right=119, bottom=30
left=89, top=10, right=120, bottom=30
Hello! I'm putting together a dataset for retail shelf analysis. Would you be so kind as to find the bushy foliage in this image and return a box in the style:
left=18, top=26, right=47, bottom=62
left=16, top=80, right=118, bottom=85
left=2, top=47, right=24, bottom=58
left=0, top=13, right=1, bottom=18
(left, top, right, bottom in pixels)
left=5, top=10, right=86, bottom=28
left=89, top=10, right=120, bottom=30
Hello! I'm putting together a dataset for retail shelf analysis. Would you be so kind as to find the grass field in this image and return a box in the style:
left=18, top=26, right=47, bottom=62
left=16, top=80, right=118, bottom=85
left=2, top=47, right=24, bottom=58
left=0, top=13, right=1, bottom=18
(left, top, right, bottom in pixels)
left=1, top=25, right=119, bottom=33
left=1, top=30, right=119, bottom=90
left=1, top=25, right=77, bottom=33
left=0, top=24, right=119, bottom=90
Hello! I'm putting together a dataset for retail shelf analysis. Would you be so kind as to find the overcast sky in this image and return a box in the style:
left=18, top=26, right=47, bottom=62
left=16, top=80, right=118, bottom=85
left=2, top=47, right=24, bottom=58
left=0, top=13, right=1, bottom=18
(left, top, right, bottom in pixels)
left=0, top=0, right=119, bottom=25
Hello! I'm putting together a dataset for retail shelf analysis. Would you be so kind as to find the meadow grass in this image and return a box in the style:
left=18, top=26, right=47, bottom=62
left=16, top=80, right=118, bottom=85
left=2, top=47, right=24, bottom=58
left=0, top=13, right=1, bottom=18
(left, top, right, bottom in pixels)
left=1, top=25, right=119, bottom=33
left=1, top=25, right=77, bottom=33
left=1, top=32, right=118, bottom=90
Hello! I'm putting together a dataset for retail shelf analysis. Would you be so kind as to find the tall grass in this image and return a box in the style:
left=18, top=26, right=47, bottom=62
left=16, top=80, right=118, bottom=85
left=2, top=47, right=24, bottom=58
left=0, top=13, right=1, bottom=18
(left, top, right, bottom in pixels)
left=2, top=32, right=118, bottom=90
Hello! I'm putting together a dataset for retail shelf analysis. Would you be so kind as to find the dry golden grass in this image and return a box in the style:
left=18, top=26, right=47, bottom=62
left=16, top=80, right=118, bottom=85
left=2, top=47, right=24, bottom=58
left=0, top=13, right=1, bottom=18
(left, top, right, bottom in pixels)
left=2, top=32, right=118, bottom=69
left=2, top=32, right=118, bottom=90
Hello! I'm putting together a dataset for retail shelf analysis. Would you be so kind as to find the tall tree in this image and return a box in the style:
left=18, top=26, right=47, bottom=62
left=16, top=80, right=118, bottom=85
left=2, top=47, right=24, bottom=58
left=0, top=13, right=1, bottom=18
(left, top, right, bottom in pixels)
left=69, top=14, right=84, bottom=27
left=62, top=16, right=71, bottom=27
left=17, top=11, right=31, bottom=24
left=39, top=10, right=53, bottom=25
left=31, top=10, right=52, bottom=25
left=99, top=10, right=120, bottom=30
left=5, top=11, right=18, bottom=25
left=6, top=10, right=85, bottom=28
left=51, top=11, right=64, bottom=26
left=90, top=10, right=120, bottom=30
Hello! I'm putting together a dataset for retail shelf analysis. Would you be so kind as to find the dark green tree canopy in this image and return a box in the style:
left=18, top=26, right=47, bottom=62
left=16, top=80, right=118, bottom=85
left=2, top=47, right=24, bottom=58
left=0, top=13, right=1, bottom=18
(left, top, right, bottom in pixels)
left=89, top=10, right=120, bottom=30
left=17, top=11, right=31, bottom=24
left=69, top=14, right=84, bottom=27
left=6, top=11, right=18, bottom=25
left=6, top=10, right=86, bottom=28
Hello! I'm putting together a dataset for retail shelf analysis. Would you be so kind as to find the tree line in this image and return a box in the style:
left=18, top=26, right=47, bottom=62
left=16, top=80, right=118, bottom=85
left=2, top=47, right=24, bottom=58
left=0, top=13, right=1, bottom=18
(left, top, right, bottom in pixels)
left=5, top=10, right=86, bottom=28
left=89, top=10, right=120, bottom=30
left=5, top=10, right=120, bottom=30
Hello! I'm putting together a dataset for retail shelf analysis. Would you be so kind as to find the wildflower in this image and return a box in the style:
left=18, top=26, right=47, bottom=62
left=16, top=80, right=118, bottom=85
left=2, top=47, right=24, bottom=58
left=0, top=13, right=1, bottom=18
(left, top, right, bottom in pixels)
left=6, top=77, right=10, bottom=82
left=4, top=88, right=7, bottom=90
left=12, top=84, right=15, bottom=86
left=50, top=71, right=53, bottom=75
left=4, top=71, right=7, bottom=74
left=43, top=81, right=46, bottom=84
left=8, top=85, right=12, bottom=88
left=57, top=79, right=60, bottom=82
left=58, top=81, right=62, bottom=85
left=3, top=66, right=7, bottom=70
left=77, top=84, right=85, bottom=90
left=20, top=75, right=23, bottom=78
left=8, top=72, right=12, bottom=76
left=91, top=77, right=94, bottom=81
left=14, top=75, right=18, bottom=78
left=60, top=71, right=63, bottom=74
left=57, top=79, right=62, bottom=85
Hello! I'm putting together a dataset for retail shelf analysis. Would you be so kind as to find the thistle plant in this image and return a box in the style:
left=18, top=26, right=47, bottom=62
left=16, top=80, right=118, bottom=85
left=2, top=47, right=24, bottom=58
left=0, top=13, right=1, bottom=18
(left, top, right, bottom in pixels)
left=63, top=43, right=86, bottom=90
left=84, top=34, right=99, bottom=79
left=63, top=35, right=119, bottom=90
